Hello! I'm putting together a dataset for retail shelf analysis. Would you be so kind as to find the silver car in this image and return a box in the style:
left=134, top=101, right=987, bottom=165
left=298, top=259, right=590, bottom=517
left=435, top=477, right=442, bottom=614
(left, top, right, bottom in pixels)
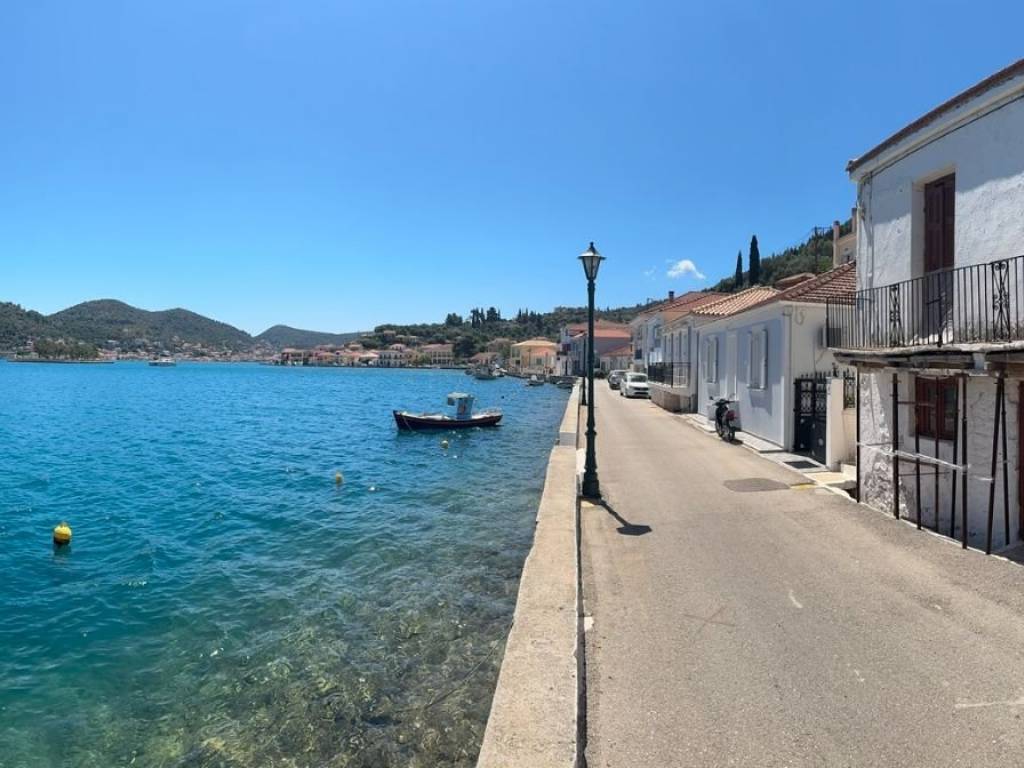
left=620, top=372, right=650, bottom=398
left=608, top=369, right=627, bottom=390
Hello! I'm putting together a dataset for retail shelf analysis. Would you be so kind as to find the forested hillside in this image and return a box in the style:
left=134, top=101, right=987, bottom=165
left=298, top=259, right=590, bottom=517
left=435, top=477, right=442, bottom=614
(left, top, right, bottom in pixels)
left=711, top=222, right=849, bottom=293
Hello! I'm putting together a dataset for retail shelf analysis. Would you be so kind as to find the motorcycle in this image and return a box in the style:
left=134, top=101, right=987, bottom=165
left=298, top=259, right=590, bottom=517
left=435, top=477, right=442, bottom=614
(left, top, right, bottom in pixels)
left=711, top=397, right=739, bottom=442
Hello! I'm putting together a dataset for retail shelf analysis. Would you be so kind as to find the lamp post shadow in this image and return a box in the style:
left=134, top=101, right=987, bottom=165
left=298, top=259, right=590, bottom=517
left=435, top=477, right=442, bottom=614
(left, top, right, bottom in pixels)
left=588, top=498, right=652, bottom=536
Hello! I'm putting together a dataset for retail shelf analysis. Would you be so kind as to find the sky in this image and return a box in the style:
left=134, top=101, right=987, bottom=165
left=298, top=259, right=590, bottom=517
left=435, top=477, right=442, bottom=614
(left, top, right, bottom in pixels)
left=3, top=1, right=1024, bottom=335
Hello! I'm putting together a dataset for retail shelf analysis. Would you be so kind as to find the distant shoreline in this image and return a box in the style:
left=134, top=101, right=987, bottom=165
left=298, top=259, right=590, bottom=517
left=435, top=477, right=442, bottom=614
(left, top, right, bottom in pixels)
left=4, top=358, right=115, bottom=365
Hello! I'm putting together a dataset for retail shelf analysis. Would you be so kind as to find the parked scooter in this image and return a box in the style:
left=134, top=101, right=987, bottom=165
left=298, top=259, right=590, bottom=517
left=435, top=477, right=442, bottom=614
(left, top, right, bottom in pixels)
left=711, top=397, right=739, bottom=442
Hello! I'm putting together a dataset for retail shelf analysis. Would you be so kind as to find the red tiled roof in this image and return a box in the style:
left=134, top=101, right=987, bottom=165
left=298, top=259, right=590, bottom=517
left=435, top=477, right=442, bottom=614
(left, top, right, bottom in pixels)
left=564, top=320, right=630, bottom=332
left=848, top=58, right=1024, bottom=173
left=692, top=286, right=781, bottom=318
left=738, top=262, right=858, bottom=314
left=634, top=290, right=723, bottom=319
left=601, top=344, right=632, bottom=357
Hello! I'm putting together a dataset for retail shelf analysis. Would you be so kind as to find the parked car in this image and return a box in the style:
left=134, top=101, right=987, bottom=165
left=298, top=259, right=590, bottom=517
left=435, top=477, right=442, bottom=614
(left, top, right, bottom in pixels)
left=620, top=372, right=650, bottom=398
left=608, top=370, right=627, bottom=390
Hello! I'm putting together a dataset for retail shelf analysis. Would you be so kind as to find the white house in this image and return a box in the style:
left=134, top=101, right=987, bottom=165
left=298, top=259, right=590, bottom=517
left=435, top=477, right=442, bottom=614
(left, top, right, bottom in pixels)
left=695, top=265, right=857, bottom=464
left=630, top=291, right=726, bottom=374
left=828, top=58, right=1024, bottom=552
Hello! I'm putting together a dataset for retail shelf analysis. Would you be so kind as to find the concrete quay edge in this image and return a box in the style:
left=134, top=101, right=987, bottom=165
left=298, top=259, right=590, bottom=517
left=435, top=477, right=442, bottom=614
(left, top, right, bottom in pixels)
left=476, top=383, right=582, bottom=768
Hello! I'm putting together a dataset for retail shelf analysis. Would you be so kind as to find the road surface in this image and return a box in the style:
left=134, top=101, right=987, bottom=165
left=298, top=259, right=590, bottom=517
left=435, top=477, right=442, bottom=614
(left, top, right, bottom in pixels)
left=582, top=383, right=1024, bottom=768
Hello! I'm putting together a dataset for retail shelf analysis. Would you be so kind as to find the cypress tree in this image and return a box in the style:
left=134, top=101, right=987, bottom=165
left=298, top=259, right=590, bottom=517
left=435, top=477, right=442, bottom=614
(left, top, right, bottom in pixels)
left=748, top=235, right=761, bottom=286
left=733, top=251, right=743, bottom=291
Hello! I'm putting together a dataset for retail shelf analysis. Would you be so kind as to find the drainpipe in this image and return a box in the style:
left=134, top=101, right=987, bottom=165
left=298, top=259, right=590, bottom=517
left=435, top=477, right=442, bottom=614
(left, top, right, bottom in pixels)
left=782, top=305, right=794, bottom=449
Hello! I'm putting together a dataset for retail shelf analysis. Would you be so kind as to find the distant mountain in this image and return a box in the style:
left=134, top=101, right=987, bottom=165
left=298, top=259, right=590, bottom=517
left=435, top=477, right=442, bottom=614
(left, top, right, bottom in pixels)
left=49, top=300, right=254, bottom=351
left=255, top=325, right=364, bottom=349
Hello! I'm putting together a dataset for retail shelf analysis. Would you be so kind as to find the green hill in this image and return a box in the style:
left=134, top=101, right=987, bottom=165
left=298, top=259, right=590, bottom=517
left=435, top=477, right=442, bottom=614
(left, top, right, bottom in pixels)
left=711, top=223, right=847, bottom=293
left=0, top=302, right=53, bottom=349
left=255, top=325, right=365, bottom=349
left=49, top=300, right=254, bottom=351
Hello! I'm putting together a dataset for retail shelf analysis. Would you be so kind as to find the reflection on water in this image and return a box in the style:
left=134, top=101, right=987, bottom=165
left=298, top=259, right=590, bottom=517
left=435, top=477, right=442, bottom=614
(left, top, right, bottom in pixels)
left=0, top=363, right=568, bottom=767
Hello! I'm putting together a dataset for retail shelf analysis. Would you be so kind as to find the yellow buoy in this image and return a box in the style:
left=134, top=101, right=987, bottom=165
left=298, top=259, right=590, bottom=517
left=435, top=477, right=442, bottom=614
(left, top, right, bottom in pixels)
left=53, top=521, right=72, bottom=546
left=440, top=439, right=449, bottom=450
left=334, top=472, right=344, bottom=485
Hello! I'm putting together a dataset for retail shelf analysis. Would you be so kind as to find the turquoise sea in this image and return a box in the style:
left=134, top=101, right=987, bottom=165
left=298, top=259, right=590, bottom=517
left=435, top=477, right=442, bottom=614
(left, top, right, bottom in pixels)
left=0, top=362, right=568, bottom=768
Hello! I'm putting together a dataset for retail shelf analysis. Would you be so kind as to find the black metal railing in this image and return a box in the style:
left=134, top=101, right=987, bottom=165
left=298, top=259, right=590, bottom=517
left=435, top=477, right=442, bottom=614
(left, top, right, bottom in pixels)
left=842, top=370, right=856, bottom=409
left=827, top=255, right=1024, bottom=351
left=647, top=362, right=689, bottom=387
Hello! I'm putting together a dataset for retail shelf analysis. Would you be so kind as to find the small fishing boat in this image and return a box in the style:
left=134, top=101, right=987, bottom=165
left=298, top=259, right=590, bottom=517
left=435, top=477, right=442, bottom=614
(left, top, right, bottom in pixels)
left=556, top=379, right=575, bottom=390
left=149, top=357, right=176, bottom=367
left=394, top=392, right=502, bottom=431
left=526, top=375, right=544, bottom=387
left=473, top=365, right=497, bottom=380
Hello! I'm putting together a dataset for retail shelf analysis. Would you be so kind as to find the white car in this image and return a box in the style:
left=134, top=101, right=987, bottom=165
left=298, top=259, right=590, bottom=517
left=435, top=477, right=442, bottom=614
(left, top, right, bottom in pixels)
left=620, top=372, right=650, bottom=398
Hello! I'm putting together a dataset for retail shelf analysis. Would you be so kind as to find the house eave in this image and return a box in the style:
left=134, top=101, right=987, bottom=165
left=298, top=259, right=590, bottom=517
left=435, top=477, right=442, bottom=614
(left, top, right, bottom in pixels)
left=848, top=60, right=1024, bottom=180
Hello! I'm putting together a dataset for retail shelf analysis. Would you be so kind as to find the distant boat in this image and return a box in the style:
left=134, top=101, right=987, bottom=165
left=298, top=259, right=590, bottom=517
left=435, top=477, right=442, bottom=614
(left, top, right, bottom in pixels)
left=526, top=375, right=544, bottom=387
left=472, top=365, right=497, bottom=380
left=394, top=392, right=502, bottom=431
left=149, top=358, right=176, bottom=367
left=556, top=379, right=575, bottom=390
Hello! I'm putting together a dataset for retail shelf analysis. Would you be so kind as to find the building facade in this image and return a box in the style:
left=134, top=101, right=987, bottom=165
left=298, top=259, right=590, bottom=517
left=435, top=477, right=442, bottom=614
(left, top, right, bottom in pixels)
left=828, top=58, right=1024, bottom=552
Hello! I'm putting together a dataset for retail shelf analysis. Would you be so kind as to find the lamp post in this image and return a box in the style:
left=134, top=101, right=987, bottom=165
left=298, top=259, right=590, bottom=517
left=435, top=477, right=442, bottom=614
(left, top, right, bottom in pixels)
left=579, top=241, right=604, bottom=500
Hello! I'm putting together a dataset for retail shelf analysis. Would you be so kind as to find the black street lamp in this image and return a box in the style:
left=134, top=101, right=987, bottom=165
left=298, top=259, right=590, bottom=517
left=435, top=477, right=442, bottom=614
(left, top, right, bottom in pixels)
left=579, top=241, right=604, bottom=500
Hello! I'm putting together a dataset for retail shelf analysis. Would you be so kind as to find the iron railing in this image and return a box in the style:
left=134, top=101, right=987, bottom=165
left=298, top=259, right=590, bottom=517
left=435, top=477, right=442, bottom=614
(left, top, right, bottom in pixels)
left=647, top=362, right=689, bottom=388
left=826, top=255, right=1024, bottom=351
left=842, top=370, right=856, bottom=409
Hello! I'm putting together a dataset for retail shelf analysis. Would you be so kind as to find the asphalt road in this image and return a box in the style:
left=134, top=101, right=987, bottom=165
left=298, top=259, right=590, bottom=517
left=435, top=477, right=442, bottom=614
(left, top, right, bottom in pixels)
left=581, top=383, right=1024, bottom=768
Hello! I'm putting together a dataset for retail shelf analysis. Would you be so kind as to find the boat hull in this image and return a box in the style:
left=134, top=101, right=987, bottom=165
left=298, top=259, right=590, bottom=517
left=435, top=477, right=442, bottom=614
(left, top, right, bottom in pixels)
left=393, top=411, right=502, bottom=431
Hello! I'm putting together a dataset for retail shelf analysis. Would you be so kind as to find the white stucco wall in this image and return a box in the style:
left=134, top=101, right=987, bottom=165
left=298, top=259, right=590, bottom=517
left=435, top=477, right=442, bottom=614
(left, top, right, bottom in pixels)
left=696, top=302, right=838, bottom=449
left=857, top=371, right=1021, bottom=549
left=854, top=80, right=1024, bottom=292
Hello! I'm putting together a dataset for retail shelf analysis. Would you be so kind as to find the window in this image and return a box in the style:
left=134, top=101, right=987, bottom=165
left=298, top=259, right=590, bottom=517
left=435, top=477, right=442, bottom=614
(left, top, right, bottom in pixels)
left=748, top=328, right=767, bottom=389
left=915, top=377, right=958, bottom=439
left=704, top=337, right=718, bottom=383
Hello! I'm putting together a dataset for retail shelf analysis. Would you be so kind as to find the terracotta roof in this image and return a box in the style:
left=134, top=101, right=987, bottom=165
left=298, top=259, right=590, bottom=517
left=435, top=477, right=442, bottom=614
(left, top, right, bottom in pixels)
left=564, top=320, right=630, bottom=332
left=633, top=290, right=720, bottom=320
left=574, top=327, right=631, bottom=339
left=848, top=58, right=1024, bottom=173
left=740, top=262, right=858, bottom=314
left=512, top=338, right=558, bottom=348
left=692, top=286, right=781, bottom=318
left=601, top=344, right=632, bottom=357
left=659, top=292, right=731, bottom=321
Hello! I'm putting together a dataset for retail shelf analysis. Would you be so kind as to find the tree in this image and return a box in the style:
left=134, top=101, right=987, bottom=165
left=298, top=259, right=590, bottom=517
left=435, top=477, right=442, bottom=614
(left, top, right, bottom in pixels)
left=733, top=251, right=743, bottom=291
left=748, top=235, right=761, bottom=286
left=485, top=306, right=500, bottom=323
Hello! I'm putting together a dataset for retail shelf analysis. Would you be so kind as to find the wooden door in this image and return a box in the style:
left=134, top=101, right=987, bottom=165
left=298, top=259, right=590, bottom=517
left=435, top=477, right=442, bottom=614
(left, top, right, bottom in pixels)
left=923, top=174, right=955, bottom=340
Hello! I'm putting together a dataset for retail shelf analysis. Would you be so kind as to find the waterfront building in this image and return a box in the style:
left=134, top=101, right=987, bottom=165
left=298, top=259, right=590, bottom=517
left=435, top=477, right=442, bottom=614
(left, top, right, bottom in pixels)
left=378, top=343, right=413, bottom=367
left=510, top=339, right=558, bottom=375
left=827, top=58, right=1024, bottom=550
left=420, top=343, right=454, bottom=367
left=688, top=266, right=856, bottom=466
left=559, top=321, right=631, bottom=375
left=628, top=291, right=726, bottom=374
left=599, top=343, right=633, bottom=372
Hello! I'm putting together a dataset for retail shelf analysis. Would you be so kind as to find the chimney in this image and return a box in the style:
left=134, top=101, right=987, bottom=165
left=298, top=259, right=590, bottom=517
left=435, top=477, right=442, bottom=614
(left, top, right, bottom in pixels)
left=850, top=206, right=857, bottom=234
left=668, top=290, right=675, bottom=301
left=832, top=220, right=842, bottom=267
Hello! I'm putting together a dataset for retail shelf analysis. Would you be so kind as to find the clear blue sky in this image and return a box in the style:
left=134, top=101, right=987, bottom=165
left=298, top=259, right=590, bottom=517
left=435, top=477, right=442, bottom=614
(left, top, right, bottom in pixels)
left=3, top=2, right=1023, bottom=334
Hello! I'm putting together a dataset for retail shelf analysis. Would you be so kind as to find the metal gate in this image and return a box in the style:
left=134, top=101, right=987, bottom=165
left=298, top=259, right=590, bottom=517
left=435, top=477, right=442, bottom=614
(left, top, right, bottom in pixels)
left=793, top=375, right=827, bottom=464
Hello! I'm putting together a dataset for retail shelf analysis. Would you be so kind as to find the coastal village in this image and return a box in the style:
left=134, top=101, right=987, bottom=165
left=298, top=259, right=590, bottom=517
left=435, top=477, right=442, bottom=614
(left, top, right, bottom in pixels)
left=479, top=57, right=1024, bottom=768
left=6, top=20, right=1024, bottom=764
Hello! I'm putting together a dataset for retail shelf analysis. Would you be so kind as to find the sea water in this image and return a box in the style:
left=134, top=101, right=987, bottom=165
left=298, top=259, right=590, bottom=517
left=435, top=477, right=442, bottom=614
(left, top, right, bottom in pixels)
left=0, top=363, right=568, bottom=767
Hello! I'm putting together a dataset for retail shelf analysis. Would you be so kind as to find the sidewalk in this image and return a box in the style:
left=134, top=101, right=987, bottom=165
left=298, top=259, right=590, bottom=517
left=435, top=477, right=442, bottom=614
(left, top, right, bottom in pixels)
left=582, top=383, right=1024, bottom=768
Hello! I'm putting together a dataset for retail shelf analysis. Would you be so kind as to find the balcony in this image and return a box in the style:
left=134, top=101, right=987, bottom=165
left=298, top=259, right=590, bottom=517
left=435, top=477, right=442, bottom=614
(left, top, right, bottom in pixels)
left=826, top=255, right=1024, bottom=352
